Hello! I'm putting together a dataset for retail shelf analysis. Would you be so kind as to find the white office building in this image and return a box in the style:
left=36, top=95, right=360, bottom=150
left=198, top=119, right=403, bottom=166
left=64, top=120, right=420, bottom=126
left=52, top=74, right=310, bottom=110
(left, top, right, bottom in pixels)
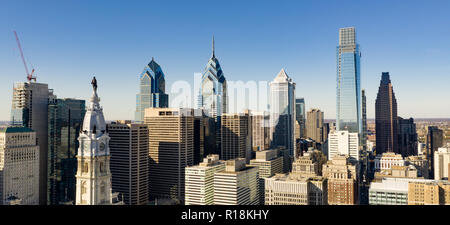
left=214, top=158, right=259, bottom=205
left=328, top=130, right=359, bottom=161
left=185, top=155, right=225, bottom=205
left=434, top=146, right=450, bottom=180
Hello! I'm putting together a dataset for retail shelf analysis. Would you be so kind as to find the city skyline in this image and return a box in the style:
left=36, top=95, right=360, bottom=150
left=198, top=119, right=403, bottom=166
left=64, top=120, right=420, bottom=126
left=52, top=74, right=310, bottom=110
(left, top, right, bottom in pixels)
left=1, top=1, right=450, bottom=121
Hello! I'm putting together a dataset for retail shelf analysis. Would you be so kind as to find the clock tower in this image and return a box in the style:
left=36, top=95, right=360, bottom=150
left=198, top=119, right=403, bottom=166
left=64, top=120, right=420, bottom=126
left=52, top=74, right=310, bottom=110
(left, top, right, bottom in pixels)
left=75, top=77, right=112, bottom=205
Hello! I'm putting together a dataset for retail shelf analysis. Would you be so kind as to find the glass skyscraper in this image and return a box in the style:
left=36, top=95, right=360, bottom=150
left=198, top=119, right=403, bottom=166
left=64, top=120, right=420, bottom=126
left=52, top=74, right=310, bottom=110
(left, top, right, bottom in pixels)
left=336, top=27, right=361, bottom=136
left=295, top=98, right=306, bottom=138
left=269, top=69, right=296, bottom=158
left=48, top=98, right=86, bottom=204
left=198, top=37, right=227, bottom=152
left=135, top=58, right=168, bottom=123
left=198, top=37, right=227, bottom=119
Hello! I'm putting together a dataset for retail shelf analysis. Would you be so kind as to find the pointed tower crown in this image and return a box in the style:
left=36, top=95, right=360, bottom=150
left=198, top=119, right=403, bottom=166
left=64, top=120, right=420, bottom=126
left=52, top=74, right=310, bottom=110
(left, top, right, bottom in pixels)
left=273, top=68, right=290, bottom=82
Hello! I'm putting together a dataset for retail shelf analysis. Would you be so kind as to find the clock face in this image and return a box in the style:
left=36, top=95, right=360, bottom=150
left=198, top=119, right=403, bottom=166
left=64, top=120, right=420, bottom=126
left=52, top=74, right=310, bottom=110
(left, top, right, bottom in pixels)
left=99, top=142, right=105, bottom=151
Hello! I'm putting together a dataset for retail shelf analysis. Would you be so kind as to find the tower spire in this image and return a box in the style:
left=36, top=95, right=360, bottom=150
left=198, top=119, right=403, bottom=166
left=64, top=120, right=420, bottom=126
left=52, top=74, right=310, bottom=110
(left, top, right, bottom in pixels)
left=212, top=35, right=215, bottom=58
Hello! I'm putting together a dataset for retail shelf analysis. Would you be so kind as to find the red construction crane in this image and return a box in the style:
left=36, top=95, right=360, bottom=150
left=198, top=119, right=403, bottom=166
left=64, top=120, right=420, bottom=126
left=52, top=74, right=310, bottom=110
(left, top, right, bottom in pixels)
left=13, top=30, right=36, bottom=82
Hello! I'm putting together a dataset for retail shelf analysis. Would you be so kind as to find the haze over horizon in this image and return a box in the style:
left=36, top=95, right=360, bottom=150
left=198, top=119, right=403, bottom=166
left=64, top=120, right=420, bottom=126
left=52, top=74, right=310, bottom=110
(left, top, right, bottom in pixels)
left=1, top=0, right=449, bottom=121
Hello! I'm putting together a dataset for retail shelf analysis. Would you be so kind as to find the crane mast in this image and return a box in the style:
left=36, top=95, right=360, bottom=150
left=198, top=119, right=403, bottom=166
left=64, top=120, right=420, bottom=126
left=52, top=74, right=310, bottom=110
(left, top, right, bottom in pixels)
left=13, top=30, right=36, bottom=82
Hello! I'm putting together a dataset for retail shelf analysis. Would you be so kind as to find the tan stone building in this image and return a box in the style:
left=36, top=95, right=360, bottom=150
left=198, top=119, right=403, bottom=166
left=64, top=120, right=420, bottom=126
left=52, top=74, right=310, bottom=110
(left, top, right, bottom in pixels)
left=306, top=109, right=324, bottom=143
left=221, top=111, right=251, bottom=163
left=264, top=173, right=327, bottom=205
left=107, top=121, right=149, bottom=205
left=408, top=180, right=450, bottom=205
left=249, top=149, right=283, bottom=204
left=322, top=154, right=358, bottom=205
left=144, top=108, right=194, bottom=203
left=0, top=127, right=39, bottom=205
left=250, top=111, right=270, bottom=151
left=291, top=149, right=326, bottom=177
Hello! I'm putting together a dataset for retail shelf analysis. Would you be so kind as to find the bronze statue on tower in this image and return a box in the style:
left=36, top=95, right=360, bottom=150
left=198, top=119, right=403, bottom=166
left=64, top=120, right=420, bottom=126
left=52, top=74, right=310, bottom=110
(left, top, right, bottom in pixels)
left=91, top=76, right=97, bottom=92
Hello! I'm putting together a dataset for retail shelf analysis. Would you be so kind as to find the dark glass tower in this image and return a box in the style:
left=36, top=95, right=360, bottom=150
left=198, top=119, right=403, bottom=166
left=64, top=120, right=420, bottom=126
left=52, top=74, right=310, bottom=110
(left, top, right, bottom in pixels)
left=362, top=89, right=367, bottom=148
left=427, top=126, right=443, bottom=178
left=397, top=117, right=417, bottom=157
left=375, top=72, right=398, bottom=155
left=48, top=98, right=86, bottom=204
left=135, top=58, right=168, bottom=123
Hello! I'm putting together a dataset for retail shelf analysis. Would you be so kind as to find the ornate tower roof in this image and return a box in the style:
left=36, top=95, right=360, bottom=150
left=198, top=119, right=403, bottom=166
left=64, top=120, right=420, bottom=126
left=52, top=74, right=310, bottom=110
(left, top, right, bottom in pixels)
left=82, top=76, right=106, bottom=137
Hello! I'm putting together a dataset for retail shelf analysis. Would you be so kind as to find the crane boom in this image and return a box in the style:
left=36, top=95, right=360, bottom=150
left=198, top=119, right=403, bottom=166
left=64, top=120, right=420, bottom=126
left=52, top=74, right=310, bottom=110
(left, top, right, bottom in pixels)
left=13, top=31, right=36, bottom=82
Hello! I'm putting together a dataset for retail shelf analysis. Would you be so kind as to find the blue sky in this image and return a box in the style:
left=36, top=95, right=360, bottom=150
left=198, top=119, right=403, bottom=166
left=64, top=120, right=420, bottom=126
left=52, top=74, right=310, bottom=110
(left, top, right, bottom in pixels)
left=1, top=0, right=449, bottom=120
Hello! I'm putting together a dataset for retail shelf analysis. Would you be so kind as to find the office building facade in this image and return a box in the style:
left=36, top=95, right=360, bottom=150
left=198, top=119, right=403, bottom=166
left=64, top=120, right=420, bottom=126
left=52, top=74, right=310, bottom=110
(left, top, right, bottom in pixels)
left=295, top=98, right=306, bottom=138
left=269, top=69, right=296, bottom=157
left=107, top=121, right=149, bottom=205
left=144, top=108, right=194, bottom=203
left=0, top=127, right=39, bottom=205
left=47, top=98, right=85, bottom=204
left=214, top=159, right=259, bottom=205
left=375, top=72, right=398, bottom=155
left=185, top=155, right=225, bottom=205
left=328, top=130, right=359, bottom=161
left=306, top=108, right=324, bottom=143
left=10, top=82, right=52, bottom=204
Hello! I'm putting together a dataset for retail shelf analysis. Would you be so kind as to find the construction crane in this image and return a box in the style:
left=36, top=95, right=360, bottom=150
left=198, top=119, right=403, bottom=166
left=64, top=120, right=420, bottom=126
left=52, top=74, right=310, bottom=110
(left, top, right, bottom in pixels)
left=13, top=30, right=36, bottom=82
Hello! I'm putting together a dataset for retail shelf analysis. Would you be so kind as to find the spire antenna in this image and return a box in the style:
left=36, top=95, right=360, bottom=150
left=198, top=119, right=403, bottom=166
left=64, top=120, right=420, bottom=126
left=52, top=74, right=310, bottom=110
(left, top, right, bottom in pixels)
left=212, top=35, right=215, bottom=58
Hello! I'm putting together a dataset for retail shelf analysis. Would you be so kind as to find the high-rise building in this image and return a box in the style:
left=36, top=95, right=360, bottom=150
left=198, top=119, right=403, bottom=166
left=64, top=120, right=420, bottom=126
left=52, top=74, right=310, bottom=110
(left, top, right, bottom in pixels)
left=221, top=111, right=251, bottom=163
left=295, top=98, right=306, bottom=138
left=47, top=98, right=85, bottom=205
left=397, top=117, right=418, bottom=157
left=185, top=155, right=225, bottom=205
left=198, top=37, right=228, bottom=152
left=306, top=108, right=324, bottom=143
left=76, top=78, right=113, bottom=205
left=408, top=180, right=450, bottom=205
left=0, top=127, right=39, bottom=205
left=214, top=158, right=259, bottom=205
left=144, top=108, right=194, bottom=203
left=427, top=126, right=443, bottom=179
left=336, top=27, right=361, bottom=137
left=135, top=58, right=168, bottom=123
left=250, top=111, right=270, bottom=152
left=375, top=72, right=398, bottom=155
left=107, top=121, right=149, bottom=205
left=269, top=68, right=296, bottom=158
left=361, top=89, right=367, bottom=148
left=10, top=81, right=52, bottom=205
left=249, top=149, right=284, bottom=204
left=434, top=146, right=450, bottom=180
left=328, top=130, right=359, bottom=161
left=323, top=154, right=358, bottom=205
left=192, top=109, right=213, bottom=165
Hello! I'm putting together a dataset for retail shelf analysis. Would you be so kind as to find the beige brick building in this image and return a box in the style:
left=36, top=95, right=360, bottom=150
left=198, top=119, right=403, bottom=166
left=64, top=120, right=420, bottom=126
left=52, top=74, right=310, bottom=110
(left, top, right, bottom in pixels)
left=322, top=154, right=358, bottom=205
left=144, top=108, right=194, bottom=203
left=408, top=180, right=450, bottom=205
